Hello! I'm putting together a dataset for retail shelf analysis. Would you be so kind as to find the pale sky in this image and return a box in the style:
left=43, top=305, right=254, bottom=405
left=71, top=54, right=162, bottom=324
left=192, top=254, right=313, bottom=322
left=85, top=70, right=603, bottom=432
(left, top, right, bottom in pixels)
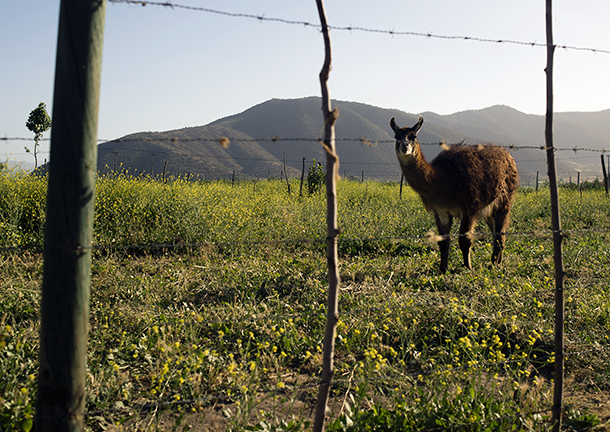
left=2, top=0, right=610, bottom=166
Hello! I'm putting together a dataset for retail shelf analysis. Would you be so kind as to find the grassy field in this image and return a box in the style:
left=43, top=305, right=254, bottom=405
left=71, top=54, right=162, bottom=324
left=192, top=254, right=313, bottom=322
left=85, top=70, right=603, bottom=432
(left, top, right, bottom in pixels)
left=1, top=171, right=610, bottom=431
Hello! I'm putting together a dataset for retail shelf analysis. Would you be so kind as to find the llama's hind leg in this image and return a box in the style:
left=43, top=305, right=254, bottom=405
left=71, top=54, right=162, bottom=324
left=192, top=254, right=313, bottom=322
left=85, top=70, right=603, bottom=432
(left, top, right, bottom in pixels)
left=487, top=211, right=510, bottom=265
left=459, top=216, right=477, bottom=269
left=435, top=212, right=453, bottom=273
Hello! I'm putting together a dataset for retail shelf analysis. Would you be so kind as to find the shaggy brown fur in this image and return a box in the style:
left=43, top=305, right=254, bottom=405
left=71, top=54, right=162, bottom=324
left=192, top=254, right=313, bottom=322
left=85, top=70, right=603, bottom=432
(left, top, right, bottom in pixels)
left=390, top=115, right=519, bottom=273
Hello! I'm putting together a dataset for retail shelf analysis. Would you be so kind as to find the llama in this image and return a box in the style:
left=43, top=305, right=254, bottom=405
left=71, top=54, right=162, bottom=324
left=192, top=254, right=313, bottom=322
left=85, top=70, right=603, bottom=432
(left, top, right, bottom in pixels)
left=390, top=115, right=519, bottom=273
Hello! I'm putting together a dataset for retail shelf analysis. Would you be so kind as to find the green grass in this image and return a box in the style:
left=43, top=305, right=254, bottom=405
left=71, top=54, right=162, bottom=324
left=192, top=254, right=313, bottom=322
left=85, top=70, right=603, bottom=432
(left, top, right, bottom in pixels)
left=1, top=171, right=609, bottom=431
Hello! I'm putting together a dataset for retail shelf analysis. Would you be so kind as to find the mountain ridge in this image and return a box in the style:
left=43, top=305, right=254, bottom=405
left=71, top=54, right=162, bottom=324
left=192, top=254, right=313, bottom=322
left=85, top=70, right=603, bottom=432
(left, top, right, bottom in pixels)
left=96, top=98, right=610, bottom=183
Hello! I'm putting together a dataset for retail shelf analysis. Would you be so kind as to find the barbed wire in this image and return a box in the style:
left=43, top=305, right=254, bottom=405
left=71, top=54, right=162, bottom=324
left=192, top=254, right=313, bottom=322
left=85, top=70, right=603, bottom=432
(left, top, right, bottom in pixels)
left=7, top=3, right=608, bottom=429
left=5, top=249, right=608, bottom=428
left=105, top=0, right=610, bottom=55
left=0, top=223, right=607, bottom=255
left=5, top=135, right=610, bottom=156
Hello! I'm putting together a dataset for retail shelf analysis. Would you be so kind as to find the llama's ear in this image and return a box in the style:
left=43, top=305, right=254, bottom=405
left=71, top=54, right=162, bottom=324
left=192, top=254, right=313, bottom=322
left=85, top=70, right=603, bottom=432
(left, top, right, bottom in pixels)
left=413, top=115, right=424, bottom=134
left=390, top=116, right=398, bottom=133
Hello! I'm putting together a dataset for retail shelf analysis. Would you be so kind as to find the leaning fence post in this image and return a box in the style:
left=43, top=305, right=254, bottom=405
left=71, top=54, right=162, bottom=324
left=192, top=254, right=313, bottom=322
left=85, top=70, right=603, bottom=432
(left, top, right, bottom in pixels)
left=36, top=0, right=106, bottom=430
left=544, top=2, right=565, bottom=430
left=283, top=150, right=291, bottom=194
left=300, top=157, right=306, bottom=197
left=601, top=155, right=608, bottom=194
left=313, top=0, right=340, bottom=430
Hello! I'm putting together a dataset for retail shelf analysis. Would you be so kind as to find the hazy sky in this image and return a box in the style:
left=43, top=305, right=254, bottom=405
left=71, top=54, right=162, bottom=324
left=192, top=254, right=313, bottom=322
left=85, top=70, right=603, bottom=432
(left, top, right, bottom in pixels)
left=3, top=0, right=610, bottom=165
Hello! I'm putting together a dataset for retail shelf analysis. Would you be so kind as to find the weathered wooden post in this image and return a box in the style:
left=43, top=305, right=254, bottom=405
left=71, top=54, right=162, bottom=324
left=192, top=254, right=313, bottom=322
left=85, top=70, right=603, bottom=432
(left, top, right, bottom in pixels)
left=399, top=173, right=404, bottom=199
left=313, top=0, right=340, bottom=430
left=300, top=157, right=306, bottom=197
left=112, top=147, right=119, bottom=173
left=150, top=153, right=156, bottom=177
left=544, top=2, right=565, bottom=430
left=37, top=0, right=106, bottom=431
left=283, top=150, right=291, bottom=194
left=601, top=155, right=608, bottom=194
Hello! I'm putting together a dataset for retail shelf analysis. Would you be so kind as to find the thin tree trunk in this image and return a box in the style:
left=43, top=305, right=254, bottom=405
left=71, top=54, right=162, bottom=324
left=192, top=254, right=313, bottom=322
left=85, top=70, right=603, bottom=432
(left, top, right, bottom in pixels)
left=37, top=0, right=106, bottom=430
left=313, top=0, right=340, bottom=430
left=545, top=2, right=565, bottom=430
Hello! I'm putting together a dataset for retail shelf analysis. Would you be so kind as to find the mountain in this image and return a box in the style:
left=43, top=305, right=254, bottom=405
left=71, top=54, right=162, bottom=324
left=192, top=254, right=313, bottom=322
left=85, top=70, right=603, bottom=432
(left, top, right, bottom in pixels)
left=96, top=98, right=610, bottom=183
left=422, top=105, right=610, bottom=183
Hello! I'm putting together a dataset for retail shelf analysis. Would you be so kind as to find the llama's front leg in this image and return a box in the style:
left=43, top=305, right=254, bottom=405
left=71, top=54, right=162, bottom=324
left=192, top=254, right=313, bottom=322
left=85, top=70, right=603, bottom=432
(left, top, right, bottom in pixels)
left=491, top=211, right=510, bottom=265
left=435, top=212, right=453, bottom=274
left=459, top=216, right=477, bottom=269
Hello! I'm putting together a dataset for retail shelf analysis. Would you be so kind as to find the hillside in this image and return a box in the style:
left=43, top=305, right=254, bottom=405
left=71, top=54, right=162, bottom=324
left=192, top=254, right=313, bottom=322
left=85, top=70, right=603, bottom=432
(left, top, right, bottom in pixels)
left=423, top=105, right=610, bottom=182
left=96, top=98, right=610, bottom=183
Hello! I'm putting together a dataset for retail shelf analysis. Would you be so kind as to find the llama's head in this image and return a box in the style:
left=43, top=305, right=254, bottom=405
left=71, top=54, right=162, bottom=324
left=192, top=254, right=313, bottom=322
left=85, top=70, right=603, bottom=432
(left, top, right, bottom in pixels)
left=390, top=115, right=424, bottom=159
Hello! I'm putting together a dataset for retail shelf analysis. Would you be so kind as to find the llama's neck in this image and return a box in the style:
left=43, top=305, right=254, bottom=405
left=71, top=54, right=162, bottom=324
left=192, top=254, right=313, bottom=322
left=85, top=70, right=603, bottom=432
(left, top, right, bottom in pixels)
left=398, top=147, right=437, bottom=197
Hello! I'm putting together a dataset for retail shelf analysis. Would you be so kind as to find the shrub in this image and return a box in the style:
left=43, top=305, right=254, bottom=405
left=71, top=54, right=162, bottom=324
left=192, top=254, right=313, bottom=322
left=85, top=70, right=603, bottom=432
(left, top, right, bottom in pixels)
left=306, top=159, right=325, bottom=195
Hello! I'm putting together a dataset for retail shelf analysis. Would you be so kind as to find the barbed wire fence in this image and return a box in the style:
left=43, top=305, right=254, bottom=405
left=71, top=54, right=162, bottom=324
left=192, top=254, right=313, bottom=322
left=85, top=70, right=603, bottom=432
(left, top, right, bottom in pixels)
left=4, top=0, right=610, bottom=430
left=5, top=136, right=610, bottom=190
left=3, top=211, right=610, bottom=429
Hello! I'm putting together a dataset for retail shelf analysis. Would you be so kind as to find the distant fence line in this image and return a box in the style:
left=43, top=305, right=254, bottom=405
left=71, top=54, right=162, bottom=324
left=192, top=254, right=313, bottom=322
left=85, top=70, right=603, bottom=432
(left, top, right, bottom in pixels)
left=5, top=134, right=610, bottom=189
left=5, top=135, right=610, bottom=155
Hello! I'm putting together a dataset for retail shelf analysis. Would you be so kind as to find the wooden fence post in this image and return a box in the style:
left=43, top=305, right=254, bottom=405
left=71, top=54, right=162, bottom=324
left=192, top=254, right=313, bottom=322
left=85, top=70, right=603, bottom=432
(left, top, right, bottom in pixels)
left=300, top=157, right=306, bottom=197
left=544, top=2, right=565, bottom=430
left=150, top=153, right=156, bottom=177
left=283, top=150, right=291, bottom=194
left=112, top=147, right=119, bottom=173
left=313, top=0, right=340, bottom=430
left=162, top=160, right=168, bottom=184
left=601, top=155, right=608, bottom=194
left=36, top=0, right=106, bottom=430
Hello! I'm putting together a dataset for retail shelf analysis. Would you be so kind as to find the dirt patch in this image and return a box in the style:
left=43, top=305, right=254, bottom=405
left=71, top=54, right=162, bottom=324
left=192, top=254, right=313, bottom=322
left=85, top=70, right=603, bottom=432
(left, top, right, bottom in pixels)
left=565, top=390, right=610, bottom=431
